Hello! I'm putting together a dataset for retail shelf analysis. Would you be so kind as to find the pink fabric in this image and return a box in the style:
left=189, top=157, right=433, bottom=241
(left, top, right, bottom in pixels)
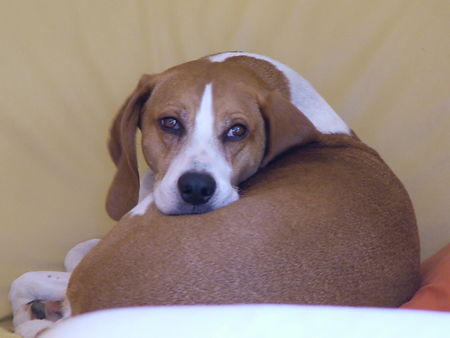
left=401, top=243, right=450, bottom=311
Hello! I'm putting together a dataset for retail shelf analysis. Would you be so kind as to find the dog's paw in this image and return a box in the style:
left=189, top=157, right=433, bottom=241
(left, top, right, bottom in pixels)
left=28, top=299, right=63, bottom=322
left=9, top=271, right=70, bottom=328
left=15, top=319, right=54, bottom=338
left=64, top=238, right=100, bottom=272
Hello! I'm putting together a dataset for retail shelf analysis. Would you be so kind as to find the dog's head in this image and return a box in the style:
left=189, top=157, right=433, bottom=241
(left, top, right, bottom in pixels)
left=106, top=53, right=347, bottom=220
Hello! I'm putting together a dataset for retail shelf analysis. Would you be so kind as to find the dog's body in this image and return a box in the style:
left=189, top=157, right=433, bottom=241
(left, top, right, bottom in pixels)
left=10, top=52, right=420, bottom=335
left=69, top=136, right=419, bottom=314
left=68, top=52, right=419, bottom=313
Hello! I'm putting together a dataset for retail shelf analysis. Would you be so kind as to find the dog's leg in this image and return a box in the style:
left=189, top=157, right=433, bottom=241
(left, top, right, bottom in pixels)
left=64, top=238, right=101, bottom=272
left=9, top=239, right=100, bottom=337
left=9, top=271, right=69, bottom=337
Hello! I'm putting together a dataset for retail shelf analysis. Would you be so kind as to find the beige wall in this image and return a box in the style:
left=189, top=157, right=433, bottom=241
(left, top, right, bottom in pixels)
left=1, top=0, right=449, bottom=317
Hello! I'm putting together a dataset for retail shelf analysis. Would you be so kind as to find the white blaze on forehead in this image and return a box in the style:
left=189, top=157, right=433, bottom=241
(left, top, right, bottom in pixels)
left=208, top=52, right=351, bottom=135
left=184, top=82, right=233, bottom=178
left=193, top=83, right=215, bottom=147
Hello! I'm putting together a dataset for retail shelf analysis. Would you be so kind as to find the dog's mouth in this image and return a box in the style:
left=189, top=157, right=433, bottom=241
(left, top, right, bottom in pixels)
left=188, top=204, right=214, bottom=215
left=173, top=187, right=240, bottom=215
left=164, top=201, right=214, bottom=216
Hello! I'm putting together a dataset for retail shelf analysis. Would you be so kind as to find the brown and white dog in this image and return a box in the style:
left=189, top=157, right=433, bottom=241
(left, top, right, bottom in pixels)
left=10, top=52, right=420, bottom=337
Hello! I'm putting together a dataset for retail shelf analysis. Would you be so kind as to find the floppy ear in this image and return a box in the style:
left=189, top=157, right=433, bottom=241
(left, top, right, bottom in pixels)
left=259, top=91, right=319, bottom=167
left=106, top=74, right=156, bottom=221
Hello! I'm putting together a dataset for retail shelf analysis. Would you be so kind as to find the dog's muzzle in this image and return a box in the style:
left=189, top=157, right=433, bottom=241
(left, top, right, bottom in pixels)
left=177, top=172, right=216, bottom=206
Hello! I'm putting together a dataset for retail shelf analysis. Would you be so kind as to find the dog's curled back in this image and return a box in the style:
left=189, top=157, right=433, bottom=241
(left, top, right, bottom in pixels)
left=68, top=52, right=420, bottom=313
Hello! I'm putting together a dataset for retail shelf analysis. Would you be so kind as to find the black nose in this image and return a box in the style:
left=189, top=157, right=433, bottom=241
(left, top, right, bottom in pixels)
left=177, top=172, right=216, bottom=205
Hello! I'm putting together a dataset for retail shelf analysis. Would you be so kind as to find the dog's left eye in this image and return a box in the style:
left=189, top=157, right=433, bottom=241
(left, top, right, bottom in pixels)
left=224, top=124, right=248, bottom=141
left=160, top=117, right=182, bottom=134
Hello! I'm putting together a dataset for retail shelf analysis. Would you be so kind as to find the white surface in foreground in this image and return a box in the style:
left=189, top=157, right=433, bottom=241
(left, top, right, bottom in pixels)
left=41, top=304, right=450, bottom=338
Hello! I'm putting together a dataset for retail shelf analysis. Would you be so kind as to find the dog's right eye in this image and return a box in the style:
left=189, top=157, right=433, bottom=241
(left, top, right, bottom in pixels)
left=160, top=117, right=182, bottom=135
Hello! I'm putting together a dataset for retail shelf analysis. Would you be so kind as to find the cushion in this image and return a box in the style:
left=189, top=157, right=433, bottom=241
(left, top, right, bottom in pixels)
left=40, top=305, right=450, bottom=338
left=1, top=1, right=449, bottom=318
left=401, top=243, right=450, bottom=311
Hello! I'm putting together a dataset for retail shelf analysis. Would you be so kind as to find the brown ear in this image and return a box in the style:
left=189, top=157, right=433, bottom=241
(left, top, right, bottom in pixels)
left=106, top=74, right=156, bottom=220
left=259, top=91, right=319, bottom=167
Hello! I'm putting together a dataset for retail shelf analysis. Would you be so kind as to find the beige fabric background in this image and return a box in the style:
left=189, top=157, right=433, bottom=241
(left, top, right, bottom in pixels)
left=1, top=0, right=449, bottom=318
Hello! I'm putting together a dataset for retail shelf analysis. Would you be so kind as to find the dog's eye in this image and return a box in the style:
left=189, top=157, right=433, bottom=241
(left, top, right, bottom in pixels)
left=224, top=124, right=248, bottom=141
left=160, top=117, right=182, bottom=134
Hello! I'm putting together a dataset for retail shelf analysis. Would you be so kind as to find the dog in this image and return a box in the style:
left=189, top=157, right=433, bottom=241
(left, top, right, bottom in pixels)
left=9, top=52, right=420, bottom=337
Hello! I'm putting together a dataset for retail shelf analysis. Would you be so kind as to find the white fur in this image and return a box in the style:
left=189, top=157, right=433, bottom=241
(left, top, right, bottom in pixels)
left=15, top=318, right=55, bottom=338
left=153, top=83, right=238, bottom=214
left=137, top=170, right=155, bottom=203
left=128, top=170, right=155, bottom=216
left=129, top=193, right=154, bottom=216
left=64, top=238, right=101, bottom=272
left=208, top=52, right=351, bottom=135
left=9, top=271, right=70, bottom=337
left=9, top=239, right=99, bottom=338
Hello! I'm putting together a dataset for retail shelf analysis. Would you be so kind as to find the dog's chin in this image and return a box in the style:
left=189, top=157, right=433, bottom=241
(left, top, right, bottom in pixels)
left=175, top=204, right=214, bottom=215
left=155, top=201, right=222, bottom=216
left=154, top=191, right=239, bottom=216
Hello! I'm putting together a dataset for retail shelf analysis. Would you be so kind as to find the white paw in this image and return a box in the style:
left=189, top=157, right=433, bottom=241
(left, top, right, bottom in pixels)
left=10, top=238, right=101, bottom=337
left=15, top=319, right=53, bottom=338
left=9, top=271, right=70, bottom=328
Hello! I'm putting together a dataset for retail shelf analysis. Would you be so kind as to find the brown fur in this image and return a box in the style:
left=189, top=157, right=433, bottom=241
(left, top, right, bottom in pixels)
left=69, top=54, right=420, bottom=314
